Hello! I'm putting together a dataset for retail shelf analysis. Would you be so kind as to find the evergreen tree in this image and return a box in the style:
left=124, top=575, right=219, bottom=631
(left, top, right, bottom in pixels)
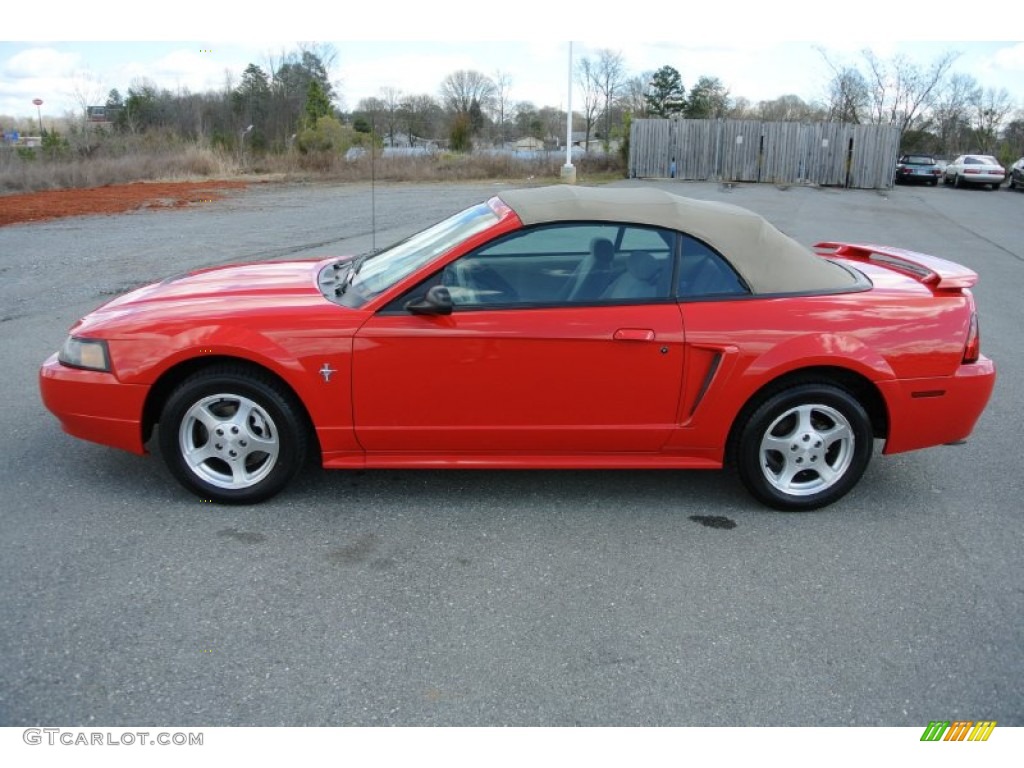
left=685, top=76, right=731, bottom=119
left=646, top=66, right=685, bottom=118
left=304, top=79, right=332, bottom=128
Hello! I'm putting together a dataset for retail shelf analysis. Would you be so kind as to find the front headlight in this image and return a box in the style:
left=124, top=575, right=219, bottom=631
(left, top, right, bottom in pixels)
left=58, top=337, right=111, bottom=372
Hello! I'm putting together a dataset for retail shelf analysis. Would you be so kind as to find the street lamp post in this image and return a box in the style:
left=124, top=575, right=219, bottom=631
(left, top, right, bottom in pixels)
left=560, top=42, right=576, bottom=185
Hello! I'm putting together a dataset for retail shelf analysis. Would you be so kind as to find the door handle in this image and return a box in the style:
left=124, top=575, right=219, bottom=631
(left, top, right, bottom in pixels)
left=613, top=328, right=656, bottom=341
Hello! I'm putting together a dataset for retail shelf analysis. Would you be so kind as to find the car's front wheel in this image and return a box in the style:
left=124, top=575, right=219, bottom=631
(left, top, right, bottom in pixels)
left=158, top=365, right=308, bottom=503
left=736, top=383, right=873, bottom=511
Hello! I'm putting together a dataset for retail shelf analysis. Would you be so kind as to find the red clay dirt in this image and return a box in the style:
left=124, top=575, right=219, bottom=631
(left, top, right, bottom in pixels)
left=0, top=180, right=250, bottom=227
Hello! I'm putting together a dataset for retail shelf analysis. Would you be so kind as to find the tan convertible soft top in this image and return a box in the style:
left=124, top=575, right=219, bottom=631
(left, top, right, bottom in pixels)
left=498, top=185, right=858, bottom=294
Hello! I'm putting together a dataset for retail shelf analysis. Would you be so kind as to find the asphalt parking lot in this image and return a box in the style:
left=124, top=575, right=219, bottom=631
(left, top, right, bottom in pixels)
left=0, top=177, right=1021, bottom=726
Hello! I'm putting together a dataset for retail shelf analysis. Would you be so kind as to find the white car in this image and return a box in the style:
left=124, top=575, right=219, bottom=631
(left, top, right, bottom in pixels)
left=944, top=155, right=1006, bottom=189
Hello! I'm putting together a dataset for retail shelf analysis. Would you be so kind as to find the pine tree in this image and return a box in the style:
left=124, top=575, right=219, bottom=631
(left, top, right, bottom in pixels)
left=646, top=66, right=686, bottom=118
left=304, top=79, right=332, bottom=129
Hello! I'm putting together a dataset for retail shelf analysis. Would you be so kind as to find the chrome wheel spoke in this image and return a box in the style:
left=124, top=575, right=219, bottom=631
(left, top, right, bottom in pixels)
left=772, top=460, right=802, bottom=488
left=761, top=434, right=792, bottom=454
left=820, top=422, right=852, bottom=450
left=816, top=462, right=839, bottom=485
left=184, top=443, right=218, bottom=467
left=194, top=402, right=225, bottom=433
left=794, top=405, right=816, bottom=435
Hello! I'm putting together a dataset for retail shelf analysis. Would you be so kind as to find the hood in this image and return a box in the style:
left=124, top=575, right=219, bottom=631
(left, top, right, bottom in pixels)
left=72, top=259, right=344, bottom=336
left=113, top=259, right=325, bottom=305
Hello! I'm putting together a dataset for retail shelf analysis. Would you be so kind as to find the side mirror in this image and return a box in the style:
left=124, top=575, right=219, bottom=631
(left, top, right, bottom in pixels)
left=405, top=285, right=453, bottom=315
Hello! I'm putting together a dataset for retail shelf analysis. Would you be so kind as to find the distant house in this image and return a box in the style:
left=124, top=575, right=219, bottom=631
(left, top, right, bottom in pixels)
left=513, top=137, right=544, bottom=152
left=383, top=132, right=440, bottom=151
left=558, top=131, right=620, bottom=154
left=87, top=105, right=120, bottom=123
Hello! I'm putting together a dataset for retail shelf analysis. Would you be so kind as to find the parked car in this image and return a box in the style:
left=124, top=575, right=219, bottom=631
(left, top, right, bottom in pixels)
left=894, top=153, right=942, bottom=185
left=944, top=154, right=1006, bottom=189
left=1007, top=157, right=1024, bottom=191
left=39, top=186, right=996, bottom=511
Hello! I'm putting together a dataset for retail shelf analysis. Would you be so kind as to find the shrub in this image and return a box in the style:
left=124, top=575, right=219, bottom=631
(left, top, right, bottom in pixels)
left=297, top=116, right=355, bottom=155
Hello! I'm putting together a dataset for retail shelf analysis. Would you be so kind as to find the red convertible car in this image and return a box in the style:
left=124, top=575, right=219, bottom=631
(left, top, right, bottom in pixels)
left=40, top=185, right=995, bottom=510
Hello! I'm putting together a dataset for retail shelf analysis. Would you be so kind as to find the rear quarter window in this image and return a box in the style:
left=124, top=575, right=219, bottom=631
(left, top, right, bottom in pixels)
left=677, top=235, right=749, bottom=299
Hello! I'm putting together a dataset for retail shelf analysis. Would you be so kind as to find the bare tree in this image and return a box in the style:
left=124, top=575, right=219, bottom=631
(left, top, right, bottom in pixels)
left=538, top=106, right=567, bottom=146
left=492, top=69, right=513, bottom=144
left=401, top=94, right=443, bottom=145
left=932, top=73, right=980, bottom=156
left=756, top=94, right=824, bottom=122
left=575, top=57, right=602, bottom=149
left=817, top=48, right=870, bottom=124
left=439, top=70, right=496, bottom=114
left=861, top=48, right=958, bottom=133
left=621, top=72, right=652, bottom=118
left=972, top=87, right=1013, bottom=153
left=69, top=70, right=107, bottom=129
left=595, top=49, right=626, bottom=148
left=378, top=86, right=403, bottom=146
left=1001, top=110, right=1024, bottom=161
left=728, top=97, right=756, bottom=120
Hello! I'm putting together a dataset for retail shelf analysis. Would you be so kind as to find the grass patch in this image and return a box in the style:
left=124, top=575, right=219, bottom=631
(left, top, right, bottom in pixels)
left=1, top=143, right=625, bottom=194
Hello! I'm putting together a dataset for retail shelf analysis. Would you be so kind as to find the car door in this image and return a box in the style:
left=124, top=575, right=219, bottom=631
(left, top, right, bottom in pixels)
left=351, top=222, right=685, bottom=455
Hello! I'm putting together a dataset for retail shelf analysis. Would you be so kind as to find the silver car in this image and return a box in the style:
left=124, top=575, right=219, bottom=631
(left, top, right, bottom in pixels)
left=944, top=154, right=1007, bottom=189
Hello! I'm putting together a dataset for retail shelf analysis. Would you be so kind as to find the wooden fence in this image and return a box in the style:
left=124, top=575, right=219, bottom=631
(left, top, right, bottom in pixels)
left=630, top=118, right=901, bottom=189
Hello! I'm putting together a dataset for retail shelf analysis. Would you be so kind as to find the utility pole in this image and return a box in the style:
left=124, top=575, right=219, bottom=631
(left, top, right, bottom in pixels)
left=560, top=42, right=576, bottom=184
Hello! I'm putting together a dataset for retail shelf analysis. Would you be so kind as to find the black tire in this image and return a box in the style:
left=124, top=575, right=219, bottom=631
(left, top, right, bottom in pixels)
left=735, top=383, right=873, bottom=511
left=930, top=178, right=938, bottom=186
left=954, top=174, right=962, bottom=188
left=158, top=365, right=308, bottom=504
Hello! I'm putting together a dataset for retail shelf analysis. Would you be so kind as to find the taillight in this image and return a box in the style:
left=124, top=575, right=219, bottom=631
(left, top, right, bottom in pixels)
left=963, top=313, right=980, bottom=364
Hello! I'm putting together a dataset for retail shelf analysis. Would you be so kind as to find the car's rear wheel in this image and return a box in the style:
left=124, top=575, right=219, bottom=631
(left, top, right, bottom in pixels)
left=736, top=383, right=872, bottom=511
left=158, top=366, right=308, bottom=504
left=954, top=174, right=962, bottom=188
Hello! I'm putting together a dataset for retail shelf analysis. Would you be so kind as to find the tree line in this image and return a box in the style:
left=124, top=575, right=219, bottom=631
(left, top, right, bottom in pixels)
left=9, top=44, right=1024, bottom=167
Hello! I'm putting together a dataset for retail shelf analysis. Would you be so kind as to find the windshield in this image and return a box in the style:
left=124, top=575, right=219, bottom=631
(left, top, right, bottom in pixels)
left=903, top=155, right=935, bottom=165
left=335, top=201, right=500, bottom=308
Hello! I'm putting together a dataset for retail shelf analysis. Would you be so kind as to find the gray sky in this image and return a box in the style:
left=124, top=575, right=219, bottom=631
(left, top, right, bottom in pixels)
left=2, top=4, right=1022, bottom=121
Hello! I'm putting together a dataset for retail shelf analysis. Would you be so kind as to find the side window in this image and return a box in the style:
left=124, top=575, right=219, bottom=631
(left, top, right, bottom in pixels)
left=448, top=223, right=620, bottom=305
left=386, top=223, right=676, bottom=311
left=676, top=234, right=749, bottom=299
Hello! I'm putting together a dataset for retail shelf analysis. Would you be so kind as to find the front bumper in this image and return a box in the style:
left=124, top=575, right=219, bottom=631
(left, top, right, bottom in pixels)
left=39, top=354, right=149, bottom=454
left=879, top=356, right=996, bottom=454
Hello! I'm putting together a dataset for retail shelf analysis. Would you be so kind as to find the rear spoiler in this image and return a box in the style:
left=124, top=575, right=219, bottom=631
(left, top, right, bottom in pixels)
left=814, top=242, right=978, bottom=290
